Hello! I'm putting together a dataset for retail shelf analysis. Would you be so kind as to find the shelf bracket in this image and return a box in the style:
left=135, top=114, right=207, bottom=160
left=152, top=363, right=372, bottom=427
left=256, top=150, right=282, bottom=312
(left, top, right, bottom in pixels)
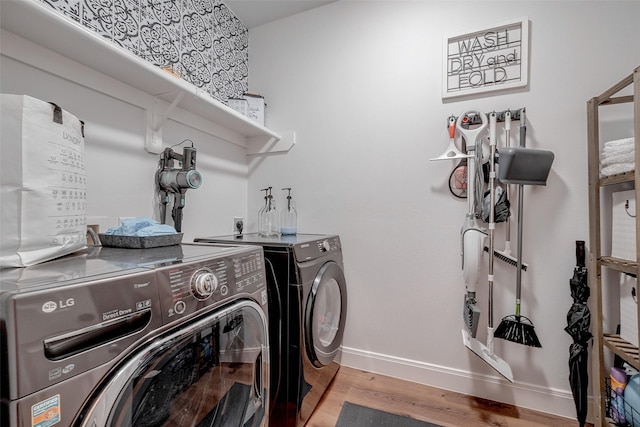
left=246, top=130, right=296, bottom=155
left=145, top=91, right=185, bottom=154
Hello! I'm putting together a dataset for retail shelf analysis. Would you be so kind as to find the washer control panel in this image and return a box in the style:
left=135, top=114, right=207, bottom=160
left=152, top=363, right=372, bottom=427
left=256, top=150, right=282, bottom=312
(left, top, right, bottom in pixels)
left=157, top=247, right=266, bottom=324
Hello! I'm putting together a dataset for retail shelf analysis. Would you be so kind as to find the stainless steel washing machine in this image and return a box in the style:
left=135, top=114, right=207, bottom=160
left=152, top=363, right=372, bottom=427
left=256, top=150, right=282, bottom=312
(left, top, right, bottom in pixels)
left=0, top=243, right=270, bottom=427
left=194, top=234, right=347, bottom=427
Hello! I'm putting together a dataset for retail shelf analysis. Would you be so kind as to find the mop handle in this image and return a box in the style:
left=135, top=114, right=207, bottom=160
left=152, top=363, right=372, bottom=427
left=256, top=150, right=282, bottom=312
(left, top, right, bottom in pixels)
left=488, top=112, right=497, bottom=327
left=504, top=111, right=511, bottom=246
left=519, top=109, right=526, bottom=148
left=516, top=183, right=524, bottom=317
left=515, top=108, right=526, bottom=316
left=466, top=143, right=476, bottom=216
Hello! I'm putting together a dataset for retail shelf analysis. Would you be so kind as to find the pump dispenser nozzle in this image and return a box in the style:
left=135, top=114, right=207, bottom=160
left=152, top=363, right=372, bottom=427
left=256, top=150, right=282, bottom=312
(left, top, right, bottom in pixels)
left=283, top=187, right=292, bottom=209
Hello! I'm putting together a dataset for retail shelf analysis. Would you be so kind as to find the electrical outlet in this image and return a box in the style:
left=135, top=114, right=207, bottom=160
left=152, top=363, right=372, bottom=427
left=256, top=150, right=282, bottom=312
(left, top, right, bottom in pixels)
left=233, top=217, right=244, bottom=234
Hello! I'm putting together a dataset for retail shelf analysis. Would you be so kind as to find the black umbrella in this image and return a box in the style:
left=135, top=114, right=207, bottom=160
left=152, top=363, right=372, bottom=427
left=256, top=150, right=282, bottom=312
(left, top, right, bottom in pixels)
left=565, top=240, right=592, bottom=427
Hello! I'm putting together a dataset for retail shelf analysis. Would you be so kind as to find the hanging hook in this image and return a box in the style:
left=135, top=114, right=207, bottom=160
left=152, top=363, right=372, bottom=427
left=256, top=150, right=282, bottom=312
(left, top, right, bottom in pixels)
left=625, top=199, right=636, bottom=217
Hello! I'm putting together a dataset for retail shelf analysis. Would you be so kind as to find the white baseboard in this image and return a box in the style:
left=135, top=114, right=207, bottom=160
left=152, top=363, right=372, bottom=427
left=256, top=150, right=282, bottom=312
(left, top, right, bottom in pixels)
left=337, top=346, right=589, bottom=422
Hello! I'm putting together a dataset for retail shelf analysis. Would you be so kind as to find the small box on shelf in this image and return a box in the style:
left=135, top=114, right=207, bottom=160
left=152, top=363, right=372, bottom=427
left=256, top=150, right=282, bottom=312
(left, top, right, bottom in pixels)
left=228, top=97, right=249, bottom=117
left=227, top=93, right=265, bottom=126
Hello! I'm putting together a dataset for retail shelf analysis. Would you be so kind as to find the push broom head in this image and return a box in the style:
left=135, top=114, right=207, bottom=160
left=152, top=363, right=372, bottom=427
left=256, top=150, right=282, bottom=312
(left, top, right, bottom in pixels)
left=483, top=246, right=528, bottom=270
left=494, top=315, right=542, bottom=348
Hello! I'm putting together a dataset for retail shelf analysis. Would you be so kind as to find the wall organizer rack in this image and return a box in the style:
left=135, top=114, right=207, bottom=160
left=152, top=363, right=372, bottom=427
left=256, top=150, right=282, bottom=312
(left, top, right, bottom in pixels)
left=587, top=65, right=640, bottom=426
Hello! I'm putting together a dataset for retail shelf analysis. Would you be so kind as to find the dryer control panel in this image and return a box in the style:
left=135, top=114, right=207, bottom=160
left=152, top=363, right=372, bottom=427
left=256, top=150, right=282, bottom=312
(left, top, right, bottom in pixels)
left=293, top=236, right=342, bottom=261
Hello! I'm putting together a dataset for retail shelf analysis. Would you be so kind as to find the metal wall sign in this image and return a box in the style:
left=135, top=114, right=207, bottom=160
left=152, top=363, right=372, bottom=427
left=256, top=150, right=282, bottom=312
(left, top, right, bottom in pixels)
left=443, top=17, right=529, bottom=99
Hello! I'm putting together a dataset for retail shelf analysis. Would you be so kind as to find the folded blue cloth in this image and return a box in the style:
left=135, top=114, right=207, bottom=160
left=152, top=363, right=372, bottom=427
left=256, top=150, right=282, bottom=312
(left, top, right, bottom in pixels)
left=105, top=217, right=177, bottom=236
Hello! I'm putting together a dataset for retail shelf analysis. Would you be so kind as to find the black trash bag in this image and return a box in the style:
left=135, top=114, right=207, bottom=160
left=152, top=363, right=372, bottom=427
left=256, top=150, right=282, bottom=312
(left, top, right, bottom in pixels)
left=481, top=185, right=511, bottom=223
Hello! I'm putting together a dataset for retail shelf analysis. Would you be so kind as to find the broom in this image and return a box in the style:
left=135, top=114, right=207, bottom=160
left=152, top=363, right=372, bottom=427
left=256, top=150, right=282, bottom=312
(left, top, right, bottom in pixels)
left=493, top=186, right=541, bottom=348
left=494, top=110, right=527, bottom=271
left=494, top=110, right=541, bottom=348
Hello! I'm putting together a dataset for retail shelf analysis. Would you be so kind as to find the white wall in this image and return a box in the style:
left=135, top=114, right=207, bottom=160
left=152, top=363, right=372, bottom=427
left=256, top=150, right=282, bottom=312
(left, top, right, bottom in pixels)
left=0, top=46, right=250, bottom=242
left=247, top=0, right=640, bottom=420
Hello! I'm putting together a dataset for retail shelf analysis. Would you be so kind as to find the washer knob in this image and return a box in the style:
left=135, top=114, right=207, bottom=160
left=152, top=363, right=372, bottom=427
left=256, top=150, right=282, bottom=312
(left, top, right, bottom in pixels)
left=192, top=269, right=218, bottom=300
left=174, top=300, right=186, bottom=314
left=321, top=240, right=331, bottom=252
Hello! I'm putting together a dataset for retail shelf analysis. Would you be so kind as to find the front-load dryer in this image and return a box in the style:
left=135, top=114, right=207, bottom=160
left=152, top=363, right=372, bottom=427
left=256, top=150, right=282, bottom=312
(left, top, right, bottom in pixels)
left=194, top=233, right=348, bottom=427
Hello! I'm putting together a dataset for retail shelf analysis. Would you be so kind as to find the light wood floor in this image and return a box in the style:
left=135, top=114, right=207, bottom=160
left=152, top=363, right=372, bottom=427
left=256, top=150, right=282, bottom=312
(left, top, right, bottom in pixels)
left=306, top=366, right=593, bottom=427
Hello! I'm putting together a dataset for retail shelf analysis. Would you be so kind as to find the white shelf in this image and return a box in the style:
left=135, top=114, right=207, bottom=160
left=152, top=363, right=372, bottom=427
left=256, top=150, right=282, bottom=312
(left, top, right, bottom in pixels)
left=0, top=0, right=294, bottom=154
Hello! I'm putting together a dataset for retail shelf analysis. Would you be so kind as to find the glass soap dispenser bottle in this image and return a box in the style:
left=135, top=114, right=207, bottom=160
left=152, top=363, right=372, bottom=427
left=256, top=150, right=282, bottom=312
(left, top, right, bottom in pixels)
left=280, top=187, right=297, bottom=235
left=264, top=187, right=280, bottom=237
left=258, top=188, right=268, bottom=236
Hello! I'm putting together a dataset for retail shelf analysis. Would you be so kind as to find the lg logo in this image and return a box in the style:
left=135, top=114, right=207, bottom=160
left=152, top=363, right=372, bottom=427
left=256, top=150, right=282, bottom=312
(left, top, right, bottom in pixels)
left=42, top=298, right=75, bottom=313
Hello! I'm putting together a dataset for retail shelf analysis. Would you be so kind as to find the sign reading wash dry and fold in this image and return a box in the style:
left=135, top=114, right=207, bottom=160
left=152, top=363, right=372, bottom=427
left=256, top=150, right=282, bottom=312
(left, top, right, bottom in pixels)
left=443, top=17, right=529, bottom=99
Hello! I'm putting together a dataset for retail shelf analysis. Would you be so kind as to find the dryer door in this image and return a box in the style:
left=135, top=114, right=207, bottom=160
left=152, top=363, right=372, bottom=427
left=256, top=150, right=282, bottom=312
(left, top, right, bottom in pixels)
left=305, top=261, right=347, bottom=367
left=78, top=300, right=269, bottom=427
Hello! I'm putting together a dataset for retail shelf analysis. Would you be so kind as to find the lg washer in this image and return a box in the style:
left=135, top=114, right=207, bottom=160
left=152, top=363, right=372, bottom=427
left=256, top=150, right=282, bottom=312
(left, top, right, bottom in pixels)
left=1, top=243, right=270, bottom=427
left=194, top=233, right=348, bottom=427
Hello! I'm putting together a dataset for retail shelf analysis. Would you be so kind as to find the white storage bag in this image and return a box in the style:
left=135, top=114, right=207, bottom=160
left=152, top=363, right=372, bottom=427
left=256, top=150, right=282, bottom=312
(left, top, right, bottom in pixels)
left=1, top=94, right=87, bottom=267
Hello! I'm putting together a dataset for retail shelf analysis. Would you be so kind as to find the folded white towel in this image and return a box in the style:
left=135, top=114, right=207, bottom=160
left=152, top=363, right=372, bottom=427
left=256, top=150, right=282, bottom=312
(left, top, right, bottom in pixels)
left=604, top=137, right=635, bottom=148
left=601, top=137, right=636, bottom=176
left=602, top=144, right=634, bottom=156
left=601, top=162, right=634, bottom=177
left=601, top=152, right=635, bottom=166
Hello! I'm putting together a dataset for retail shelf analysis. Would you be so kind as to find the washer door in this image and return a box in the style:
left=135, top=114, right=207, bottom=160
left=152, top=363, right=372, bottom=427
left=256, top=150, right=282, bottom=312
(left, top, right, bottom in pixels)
left=78, top=300, right=269, bottom=427
left=305, top=261, right=347, bottom=367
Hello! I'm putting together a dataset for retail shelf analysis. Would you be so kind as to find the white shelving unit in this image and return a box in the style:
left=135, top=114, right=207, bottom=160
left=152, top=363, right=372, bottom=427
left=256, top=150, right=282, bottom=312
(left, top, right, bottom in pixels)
left=0, top=0, right=295, bottom=155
